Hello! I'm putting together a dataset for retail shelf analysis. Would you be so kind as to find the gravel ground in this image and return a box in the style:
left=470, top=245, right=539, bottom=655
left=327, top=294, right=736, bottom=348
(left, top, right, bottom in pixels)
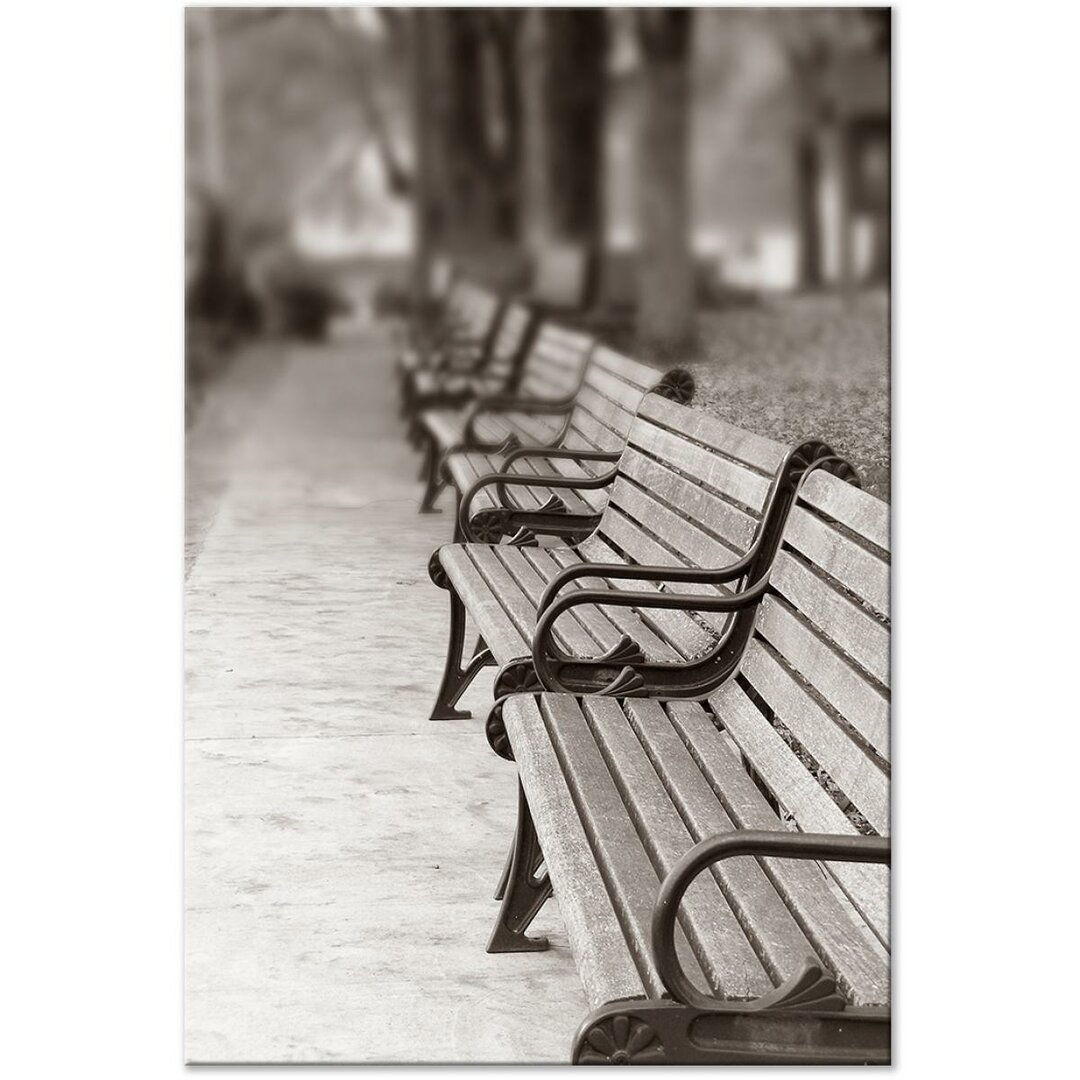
left=683, top=289, right=891, bottom=501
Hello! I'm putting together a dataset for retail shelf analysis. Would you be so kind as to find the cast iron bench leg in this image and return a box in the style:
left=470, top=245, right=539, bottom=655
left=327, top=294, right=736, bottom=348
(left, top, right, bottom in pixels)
left=428, top=579, right=493, bottom=720
left=487, top=782, right=552, bottom=953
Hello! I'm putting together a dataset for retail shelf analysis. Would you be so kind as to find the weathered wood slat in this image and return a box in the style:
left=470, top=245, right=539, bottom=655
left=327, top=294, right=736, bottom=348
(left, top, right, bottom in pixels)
left=755, top=597, right=890, bottom=762
left=627, top=423, right=774, bottom=514
left=464, top=546, right=549, bottom=650
left=617, top=449, right=760, bottom=552
left=437, top=547, right=528, bottom=658
left=799, top=471, right=890, bottom=553
left=784, top=507, right=890, bottom=618
left=769, top=553, right=890, bottom=688
left=605, top=697, right=804, bottom=996
left=490, top=546, right=611, bottom=658
left=664, top=702, right=890, bottom=1007
left=504, top=696, right=650, bottom=1008
left=588, top=346, right=658, bottom=390
left=710, top=681, right=890, bottom=945
left=637, top=394, right=788, bottom=474
left=609, top=461, right=752, bottom=562
left=539, top=695, right=698, bottom=998
left=588, top=509, right=726, bottom=653
left=739, top=646, right=890, bottom=835
left=541, top=547, right=686, bottom=663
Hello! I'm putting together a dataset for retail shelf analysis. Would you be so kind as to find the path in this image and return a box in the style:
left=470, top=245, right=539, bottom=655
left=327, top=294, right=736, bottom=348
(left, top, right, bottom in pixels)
left=185, top=327, right=585, bottom=1063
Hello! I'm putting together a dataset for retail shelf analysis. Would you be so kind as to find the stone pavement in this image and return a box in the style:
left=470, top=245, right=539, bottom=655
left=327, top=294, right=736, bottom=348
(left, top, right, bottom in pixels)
left=184, top=328, right=586, bottom=1063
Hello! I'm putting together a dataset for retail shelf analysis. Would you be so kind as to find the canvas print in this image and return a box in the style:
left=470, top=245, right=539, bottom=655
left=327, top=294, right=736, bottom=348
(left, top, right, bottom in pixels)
left=185, top=6, right=890, bottom=1064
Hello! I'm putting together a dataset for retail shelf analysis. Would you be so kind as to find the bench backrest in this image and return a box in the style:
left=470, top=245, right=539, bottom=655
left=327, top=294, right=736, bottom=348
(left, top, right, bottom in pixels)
left=577, top=395, right=791, bottom=654
left=562, top=347, right=670, bottom=455
left=485, top=300, right=536, bottom=390
left=709, top=469, right=890, bottom=944
left=542, top=349, right=692, bottom=513
left=516, top=323, right=594, bottom=402
left=454, top=282, right=500, bottom=344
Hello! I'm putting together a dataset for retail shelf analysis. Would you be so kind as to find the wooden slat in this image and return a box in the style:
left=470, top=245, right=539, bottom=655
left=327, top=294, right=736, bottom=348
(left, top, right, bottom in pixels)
left=490, top=546, right=611, bottom=657
left=541, top=546, right=685, bottom=663
left=615, top=450, right=758, bottom=553
left=588, top=346, right=658, bottom=391
left=784, top=507, right=890, bottom=617
left=437, top=547, right=529, bottom=659
left=539, top=695, right=698, bottom=998
left=709, top=680, right=890, bottom=945
left=590, top=508, right=725, bottom=653
left=769, top=553, right=890, bottom=688
left=739, top=646, right=890, bottom=835
left=607, top=697, right=809, bottom=995
left=463, top=547, right=546, bottom=654
left=799, top=471, right=890, bottom=553
left=755, top=597, right=890, bottom=762
left=637, top=394, right=787, bottom=474
left=664, top=702, right=890, bottom=1007
left=627, top=422, right=773, bottom=513
left=503, top=695, right=649, bottom=1009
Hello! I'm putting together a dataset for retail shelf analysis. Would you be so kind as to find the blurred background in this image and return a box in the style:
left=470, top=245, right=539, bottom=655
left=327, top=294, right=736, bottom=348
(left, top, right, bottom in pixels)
left=185, top=6, right=890, bottom=495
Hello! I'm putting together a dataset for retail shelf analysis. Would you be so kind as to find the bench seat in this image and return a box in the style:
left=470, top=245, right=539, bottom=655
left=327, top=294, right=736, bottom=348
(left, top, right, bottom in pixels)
left=428, top=395, right=843, bottom=726
left=439, top=542, right=710, bottom=669
left=446, top=347, right=692, bottom=542
left=502, top=693, right=889, bottom=1010
left=490, top=469, right=891, bottom=1064
left=416, top=323, right=596, bottom=511
left=403, top=300, right=536, bottom=427
left=445, top=450, right=608, bottom=520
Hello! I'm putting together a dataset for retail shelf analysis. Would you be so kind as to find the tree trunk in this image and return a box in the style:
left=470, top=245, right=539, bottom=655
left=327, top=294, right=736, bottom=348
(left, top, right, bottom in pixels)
left=795, top=131, right=822, bottom=289
left=519, top=10, right=607, bottom=254
left=636, top=10, right=695, bottom=356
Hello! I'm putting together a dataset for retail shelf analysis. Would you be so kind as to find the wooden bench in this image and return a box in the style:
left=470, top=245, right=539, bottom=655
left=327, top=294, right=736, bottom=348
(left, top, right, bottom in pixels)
left=396, top=280, right=502, bottom=407
left=496, top=468, right=890, bottom=1064
left=426, top=394, right=856, bottom=742
left=403, top=300, right=537, bottom=431
left=416, top=324, right=596, bottom=512
left=446, top=347, right=695, bottom=545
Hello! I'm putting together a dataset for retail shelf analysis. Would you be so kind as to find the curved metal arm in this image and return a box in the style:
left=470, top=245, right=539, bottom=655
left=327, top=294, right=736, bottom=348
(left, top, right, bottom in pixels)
left=651, top=831, right=890, bottom=1012
left=499, top=446, right=621, bottom=473
left=459, top=468, right=619, bottom=542
left=536, top=446, right=857, bottom=615
left=532, top=577, right=771, bottom=690
left=461, top=393, right=576, bottom=445
left=537, top=554, right=756, bottom=618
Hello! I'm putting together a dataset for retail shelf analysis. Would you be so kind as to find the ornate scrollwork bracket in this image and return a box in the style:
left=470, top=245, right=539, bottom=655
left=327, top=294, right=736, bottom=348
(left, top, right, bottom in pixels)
left=428, top=548, right=449, bottom=589
left=651, top=367, right=696, bottom=405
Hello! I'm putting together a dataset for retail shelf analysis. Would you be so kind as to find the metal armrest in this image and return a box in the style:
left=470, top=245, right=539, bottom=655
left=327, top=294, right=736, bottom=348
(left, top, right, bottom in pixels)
left=652, top=831, right=890, bottom=1012
left=532, top=576, right=772, bottom=690
left=461, top=395, right=575, bottom=447
left=458, top=469, right=618, bottom=542
left=499, top=446, right=621, bottom=473
left=537, top=554, right=756, bottom=617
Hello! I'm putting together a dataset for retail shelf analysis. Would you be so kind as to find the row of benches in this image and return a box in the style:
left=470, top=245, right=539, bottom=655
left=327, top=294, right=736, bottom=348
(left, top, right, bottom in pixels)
left=397, top=266, right=891, bottom=1064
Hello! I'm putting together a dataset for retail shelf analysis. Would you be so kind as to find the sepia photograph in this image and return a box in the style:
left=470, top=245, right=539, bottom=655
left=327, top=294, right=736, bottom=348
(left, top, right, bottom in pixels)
left=184, top=4, right=890, bottom=1064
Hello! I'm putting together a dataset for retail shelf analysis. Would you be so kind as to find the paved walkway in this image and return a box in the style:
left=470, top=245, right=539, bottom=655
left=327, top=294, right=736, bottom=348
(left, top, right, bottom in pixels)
left=185, top=328, right=585, bottom=1063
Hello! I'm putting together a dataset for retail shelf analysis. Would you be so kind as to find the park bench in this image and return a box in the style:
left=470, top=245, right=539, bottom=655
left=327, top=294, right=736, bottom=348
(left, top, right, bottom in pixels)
left=416, top=323, right=596, bottom=512
left=426, top=393, right=856, bottom=742
left=403, top=299, right=536, bottom=430
left=447, top=347, right=695, bottom=545
left=396, top=279, right=502, bottom=406
left=494, top=467, right=890, bottom=1064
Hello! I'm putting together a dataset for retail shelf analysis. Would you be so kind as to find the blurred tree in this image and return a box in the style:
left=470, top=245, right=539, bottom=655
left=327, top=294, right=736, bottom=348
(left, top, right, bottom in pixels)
left=412, top=9, right=522, bottom=258
left=636, top=8, right=695, bottom=355
left=770, top=8, right=886, bottom=289
left=519, top=10, right=608, bottom=254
